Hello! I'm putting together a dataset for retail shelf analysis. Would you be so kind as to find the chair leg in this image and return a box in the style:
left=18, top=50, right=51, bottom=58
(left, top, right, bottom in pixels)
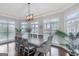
left=28, top=51, right=29, bottom=56
left=45, top=53, right=47, bottom=56
left=49, top=49, right=51, bottom=56
left=28, top=47, right=29, bottom=56
left=34, top=51, right=40, bottom=56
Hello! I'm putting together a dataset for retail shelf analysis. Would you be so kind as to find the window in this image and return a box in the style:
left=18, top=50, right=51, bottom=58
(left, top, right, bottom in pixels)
left=65, top=12, right=79, bottom=34
left=21, top=22, right=38, bottom=38
left=21, top=22, right=28, bottom=38
left=0, top=21, right=15, bottom=41
left=31, top=22, right=38, bottom=34
left=8, top=22, right=15, bottom=40
left=66, top=12, right=79, bottom=20
left=44, top=19, right=59, bottom=34
left=43, top=18, right=59, bottom=44
left=0, top=23, right=7, bottom=41
left=46, top=24, right=51, bottom=30
left=65, top=12, right=79, bottom=49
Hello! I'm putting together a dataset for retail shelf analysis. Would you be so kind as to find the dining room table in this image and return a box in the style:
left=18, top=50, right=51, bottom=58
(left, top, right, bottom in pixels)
left=26, top=38, right=48, bottom=48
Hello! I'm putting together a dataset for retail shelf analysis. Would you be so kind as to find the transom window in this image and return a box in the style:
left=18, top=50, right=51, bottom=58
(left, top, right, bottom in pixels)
left=66, top=12, right=79, bottom=20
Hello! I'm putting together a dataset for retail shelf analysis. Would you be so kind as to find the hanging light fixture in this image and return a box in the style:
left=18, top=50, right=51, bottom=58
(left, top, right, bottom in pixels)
left=26, top=3, right=33, bottom=21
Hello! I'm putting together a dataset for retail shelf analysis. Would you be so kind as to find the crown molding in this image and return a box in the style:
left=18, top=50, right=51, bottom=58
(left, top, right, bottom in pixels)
left=0, top=3, right=76, bottom=20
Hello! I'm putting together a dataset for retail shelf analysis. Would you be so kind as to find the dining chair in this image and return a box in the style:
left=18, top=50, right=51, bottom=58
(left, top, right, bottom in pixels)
left=22, top=39, right=36, bottom=56
left=35, top=35, right=53, bottom=56
left=21, top=39, right=29, bottom=56
left=15, top=36, right=23, bottom=56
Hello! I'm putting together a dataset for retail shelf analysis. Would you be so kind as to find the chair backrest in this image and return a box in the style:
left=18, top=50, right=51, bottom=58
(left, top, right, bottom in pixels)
left=33, top=34, right=37, bottom=38
left=22, top=39, right=29, bottom=47
left=39, top=35, right=53, bottom=53
left=35, top=35, right=53, bottom=56
left=15, top=36, right=22, bottom=41
left=47, top=36, right=53, bottom=44
left=38, top=35, right=43, bottom=39
left=29, top=34, right=32, bottom=38
left=46, top=36, right=53, bottom=48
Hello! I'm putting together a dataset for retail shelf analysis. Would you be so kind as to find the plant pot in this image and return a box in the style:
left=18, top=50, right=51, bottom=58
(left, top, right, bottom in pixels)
left=16, top=32, right=22, bottom=37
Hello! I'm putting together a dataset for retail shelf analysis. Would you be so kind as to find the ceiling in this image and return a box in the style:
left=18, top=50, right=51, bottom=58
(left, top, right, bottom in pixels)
left=0, top=3, right=76, bottom=20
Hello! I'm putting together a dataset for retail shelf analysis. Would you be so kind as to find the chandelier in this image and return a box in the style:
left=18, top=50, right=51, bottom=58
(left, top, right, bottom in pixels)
left=26, top=3, right=33, bottom=21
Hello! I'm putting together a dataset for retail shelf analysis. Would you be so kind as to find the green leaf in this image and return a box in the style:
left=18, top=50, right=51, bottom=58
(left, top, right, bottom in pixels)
left=61, top=43, right=76, bottom=55
left=55, top=30, right=68, bottom=38
left=68, top=33, right=75, bottom=40
left=15, top=28, right=22, bottom=32
left=76, top=32, right=79, bottom=38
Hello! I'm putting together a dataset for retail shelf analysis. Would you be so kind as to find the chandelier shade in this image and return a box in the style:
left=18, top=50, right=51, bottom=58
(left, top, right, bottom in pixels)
left=26, top=14, right=33, bottom=21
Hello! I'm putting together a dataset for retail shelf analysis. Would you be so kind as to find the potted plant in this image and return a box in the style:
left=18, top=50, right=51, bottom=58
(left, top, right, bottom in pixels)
left=15, top=28, right=23, bottom=37
left=55, top=30, right=79, bottom=56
